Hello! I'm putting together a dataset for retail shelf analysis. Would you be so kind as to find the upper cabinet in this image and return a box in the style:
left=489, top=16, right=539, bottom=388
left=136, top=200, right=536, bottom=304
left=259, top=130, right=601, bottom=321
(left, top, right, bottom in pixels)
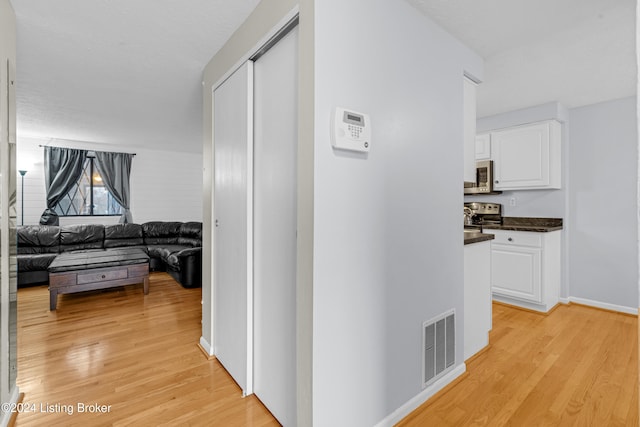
left=478, top=120, right=561, bottom=191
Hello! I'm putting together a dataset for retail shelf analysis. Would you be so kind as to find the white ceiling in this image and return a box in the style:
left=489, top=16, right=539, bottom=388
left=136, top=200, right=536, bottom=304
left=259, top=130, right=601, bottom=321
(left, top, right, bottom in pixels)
left=10, top=0, right=637, bottom=154
left=10, top=0, right=261, bottom=153
left=407, top=0, right=637, bottom=117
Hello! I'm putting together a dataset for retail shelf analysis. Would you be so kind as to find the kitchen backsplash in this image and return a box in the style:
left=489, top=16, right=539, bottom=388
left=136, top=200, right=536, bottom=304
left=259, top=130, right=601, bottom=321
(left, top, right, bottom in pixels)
left=464, top=188, right=565, bottom=218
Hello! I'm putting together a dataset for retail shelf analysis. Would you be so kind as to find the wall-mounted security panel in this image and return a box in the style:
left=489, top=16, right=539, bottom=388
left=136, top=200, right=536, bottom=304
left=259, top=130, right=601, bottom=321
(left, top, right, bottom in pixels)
left=331, top=107, right=371, bottom=153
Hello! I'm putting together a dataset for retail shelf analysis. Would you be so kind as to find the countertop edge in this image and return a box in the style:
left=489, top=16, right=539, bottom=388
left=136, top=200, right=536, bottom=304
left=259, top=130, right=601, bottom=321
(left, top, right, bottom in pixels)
left=483, top=225, right=563, bottom=232
left=483, top=217, right=563, bottom=232
left=464, top=233, right=495, bottom=245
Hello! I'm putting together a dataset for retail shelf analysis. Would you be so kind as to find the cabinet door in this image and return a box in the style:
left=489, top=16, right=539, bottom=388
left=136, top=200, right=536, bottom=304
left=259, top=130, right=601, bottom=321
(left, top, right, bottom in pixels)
left=475, top=133, right=491, bottom=160
left=492, top=122, right=551, bottom=189
left=491, top=244, right=542, bottom=303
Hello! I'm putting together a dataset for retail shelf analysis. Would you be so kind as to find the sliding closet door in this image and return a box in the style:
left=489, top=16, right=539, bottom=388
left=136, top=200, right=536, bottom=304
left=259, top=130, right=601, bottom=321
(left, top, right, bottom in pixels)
left=253, top=25, right=298, bottom=426
left=212, top=61, right=253, bottom=395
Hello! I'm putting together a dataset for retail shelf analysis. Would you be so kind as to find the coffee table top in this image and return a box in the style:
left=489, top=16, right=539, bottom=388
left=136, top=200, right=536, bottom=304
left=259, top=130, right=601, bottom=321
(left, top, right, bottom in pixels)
left=48, top=248, right=149, bottom=273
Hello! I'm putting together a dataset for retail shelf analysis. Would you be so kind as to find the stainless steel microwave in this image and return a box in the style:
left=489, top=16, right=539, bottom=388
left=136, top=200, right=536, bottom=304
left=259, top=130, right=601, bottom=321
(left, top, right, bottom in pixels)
left=464, top=160, right=494, bottom=195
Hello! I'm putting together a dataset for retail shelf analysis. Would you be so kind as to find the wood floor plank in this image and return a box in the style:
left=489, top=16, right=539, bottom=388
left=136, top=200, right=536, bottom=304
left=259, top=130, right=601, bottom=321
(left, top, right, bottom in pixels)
left=16, top=276, right=637, bottom=426
left=14, top=273, right=279, bottom=426
left=399, top=303, right=638, bottom=426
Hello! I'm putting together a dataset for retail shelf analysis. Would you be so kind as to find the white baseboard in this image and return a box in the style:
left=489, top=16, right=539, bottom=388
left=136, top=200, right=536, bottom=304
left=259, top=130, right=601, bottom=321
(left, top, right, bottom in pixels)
left=374, top=364, right=466, bottom=427
left=496, top=295, right=637, bottom=316
left=1, top=386, right=20, bottom=427
left=199, top=336, right=214, bottom=356
left=566, top=296, right=638, bottom=315
left=492, top=294, right=552, bottom=313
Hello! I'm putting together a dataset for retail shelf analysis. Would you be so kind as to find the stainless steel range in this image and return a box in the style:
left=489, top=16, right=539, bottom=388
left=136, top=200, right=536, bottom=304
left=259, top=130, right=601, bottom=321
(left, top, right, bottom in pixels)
left=464, top=202, right=502, bottom=231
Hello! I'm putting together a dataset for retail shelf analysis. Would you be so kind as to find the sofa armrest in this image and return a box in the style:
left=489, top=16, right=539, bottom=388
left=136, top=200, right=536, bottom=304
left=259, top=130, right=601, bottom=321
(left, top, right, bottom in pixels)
left=175, top=247, right=202, bottom=288
left=176, top=247, right=201, bottom=259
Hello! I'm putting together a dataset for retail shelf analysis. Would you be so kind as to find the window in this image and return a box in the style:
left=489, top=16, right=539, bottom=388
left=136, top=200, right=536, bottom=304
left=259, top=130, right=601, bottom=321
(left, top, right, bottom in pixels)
left=53, top=157, right=122, bottom=216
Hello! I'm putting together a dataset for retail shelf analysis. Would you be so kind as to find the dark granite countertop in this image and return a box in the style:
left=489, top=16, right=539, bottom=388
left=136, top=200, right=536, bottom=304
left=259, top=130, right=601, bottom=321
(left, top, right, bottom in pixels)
left=483, top=217, right=563, bottom=232
left=464, top=231, right=495, bottom=245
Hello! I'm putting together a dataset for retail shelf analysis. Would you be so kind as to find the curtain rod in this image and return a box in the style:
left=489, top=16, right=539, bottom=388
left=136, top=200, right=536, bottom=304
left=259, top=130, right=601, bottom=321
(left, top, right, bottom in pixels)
left=38, top=145, right=136, bottom=156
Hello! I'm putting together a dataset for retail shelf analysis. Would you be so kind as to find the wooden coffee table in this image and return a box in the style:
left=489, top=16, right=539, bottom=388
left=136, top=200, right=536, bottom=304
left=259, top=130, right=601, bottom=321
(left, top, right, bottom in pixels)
left=48, top=248, right=150, bottom=310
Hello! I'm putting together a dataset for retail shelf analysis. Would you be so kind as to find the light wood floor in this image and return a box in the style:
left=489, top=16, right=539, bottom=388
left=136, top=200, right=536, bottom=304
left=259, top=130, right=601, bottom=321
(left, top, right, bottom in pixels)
left=15, top=272, right=279, bottom=426
left=15, top=276, right=639, bottom=426
left=400, top=302, right=639, bottom=426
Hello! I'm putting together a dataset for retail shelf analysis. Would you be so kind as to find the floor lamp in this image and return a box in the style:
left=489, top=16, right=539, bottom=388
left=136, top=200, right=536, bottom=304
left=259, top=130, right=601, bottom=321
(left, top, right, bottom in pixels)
left=19, top=170, right=26, bottom=225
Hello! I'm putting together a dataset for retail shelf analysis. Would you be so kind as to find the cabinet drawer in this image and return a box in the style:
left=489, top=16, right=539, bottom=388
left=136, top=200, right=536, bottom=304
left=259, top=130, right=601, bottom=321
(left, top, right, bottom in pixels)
left=488, top=229, right=542, bottom=247
left=78, top=268, right=128, bottom=284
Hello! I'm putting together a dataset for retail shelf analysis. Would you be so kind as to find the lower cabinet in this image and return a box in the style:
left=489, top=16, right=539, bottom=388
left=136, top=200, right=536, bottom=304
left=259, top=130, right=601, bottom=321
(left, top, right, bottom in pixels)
left=489, top=229, right=560, bottom=312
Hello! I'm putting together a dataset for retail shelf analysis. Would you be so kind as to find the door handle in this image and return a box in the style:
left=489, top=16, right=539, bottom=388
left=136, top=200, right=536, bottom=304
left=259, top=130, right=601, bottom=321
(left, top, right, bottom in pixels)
left=215, top=219, right=219, bottom=227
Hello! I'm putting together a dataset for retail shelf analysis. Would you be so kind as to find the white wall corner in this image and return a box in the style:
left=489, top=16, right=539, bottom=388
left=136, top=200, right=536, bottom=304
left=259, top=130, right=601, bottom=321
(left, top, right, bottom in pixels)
left=199, top=336, right=214, bottom=356
left=373, top=364, right=466, bottom=427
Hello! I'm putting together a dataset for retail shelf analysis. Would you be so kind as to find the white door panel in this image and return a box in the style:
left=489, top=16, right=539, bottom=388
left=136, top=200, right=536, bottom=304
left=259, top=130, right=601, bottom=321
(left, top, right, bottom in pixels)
left=253, top=26, right=298, bottom=426
left=213, top=61, right=253, bottom=394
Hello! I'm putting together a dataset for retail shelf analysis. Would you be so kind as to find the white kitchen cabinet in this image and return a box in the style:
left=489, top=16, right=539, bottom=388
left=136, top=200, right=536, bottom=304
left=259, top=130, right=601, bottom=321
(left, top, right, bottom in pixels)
left=464, top=240, right=492, bottom=361
left=475, top=133, right=491, bottom=160
left=491, top=120, right=561, bottom=190
left=489, top=229, right=561, bottom=312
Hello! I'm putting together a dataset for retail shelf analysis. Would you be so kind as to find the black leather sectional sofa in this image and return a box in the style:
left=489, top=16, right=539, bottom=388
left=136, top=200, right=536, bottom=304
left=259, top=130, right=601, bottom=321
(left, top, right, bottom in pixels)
left=17, top=221, right=202, bottom=288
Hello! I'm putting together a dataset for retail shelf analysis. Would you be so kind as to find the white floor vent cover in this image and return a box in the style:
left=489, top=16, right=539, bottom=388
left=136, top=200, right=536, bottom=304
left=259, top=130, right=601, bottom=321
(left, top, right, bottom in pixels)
left=422, top=310, right=455, bottom=387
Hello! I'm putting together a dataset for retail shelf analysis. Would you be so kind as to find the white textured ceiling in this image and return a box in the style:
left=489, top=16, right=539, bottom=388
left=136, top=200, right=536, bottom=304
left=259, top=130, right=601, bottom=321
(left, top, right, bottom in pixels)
left=11, top=1, right=637, bottom=151
left=10, top=0, right=261, bottom=153
left=407, top=0, right=637, bottom=117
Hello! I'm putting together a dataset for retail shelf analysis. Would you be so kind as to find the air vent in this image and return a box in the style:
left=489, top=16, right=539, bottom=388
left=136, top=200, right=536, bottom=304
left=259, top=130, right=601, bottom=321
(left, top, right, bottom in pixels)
left=422, top=310, right=455, bottom=387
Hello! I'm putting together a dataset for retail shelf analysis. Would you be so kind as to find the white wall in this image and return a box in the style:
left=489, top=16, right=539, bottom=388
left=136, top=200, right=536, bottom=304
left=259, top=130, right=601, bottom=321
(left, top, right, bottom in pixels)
left=313, top=0, right=482, bottom=425
left=567, top=96, right=638, bottom=310
left=17, top=137, right=203, bottom=225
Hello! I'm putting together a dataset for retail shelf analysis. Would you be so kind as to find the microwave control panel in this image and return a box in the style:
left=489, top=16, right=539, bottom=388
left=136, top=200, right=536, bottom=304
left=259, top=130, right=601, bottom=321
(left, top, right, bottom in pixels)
left=331, top=107, right=371, bottom=153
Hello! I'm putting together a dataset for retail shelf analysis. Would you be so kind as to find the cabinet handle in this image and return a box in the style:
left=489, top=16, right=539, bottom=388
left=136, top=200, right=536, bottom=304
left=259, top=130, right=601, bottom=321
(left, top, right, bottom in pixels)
left=507, top=237, right=513, bottom=242
left=495, top=180, right=499, bottom=184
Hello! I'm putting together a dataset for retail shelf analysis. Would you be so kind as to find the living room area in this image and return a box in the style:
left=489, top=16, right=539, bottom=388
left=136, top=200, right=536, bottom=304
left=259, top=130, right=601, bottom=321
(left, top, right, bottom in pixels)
left=12, top=126, right=221, bottom=425
left=10, top=134, right=283, bottom=423
left=0, top=0, right=283, bottom=423
left=8, top=83, right=284, bottom=426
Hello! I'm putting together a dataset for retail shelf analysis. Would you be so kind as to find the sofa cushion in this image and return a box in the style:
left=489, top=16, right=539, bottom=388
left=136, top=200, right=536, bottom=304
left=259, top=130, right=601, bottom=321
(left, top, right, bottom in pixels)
left=17, top=225, right=60, bottom=254
left=104, top=223, right=144, bottom=248
left=17, top=253, right=58, bottom=271
left=60, top=224, right=105, bottom=252
left=178, top=222, right=202, bottom=247
left=142, top=222, right=182, bottom=245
